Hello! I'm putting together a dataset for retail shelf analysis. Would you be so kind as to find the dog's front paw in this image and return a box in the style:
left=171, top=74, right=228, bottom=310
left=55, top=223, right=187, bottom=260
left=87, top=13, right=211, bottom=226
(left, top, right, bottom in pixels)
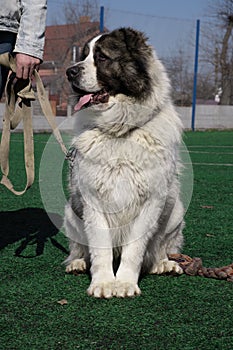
left=66, top=258, right=86, bottom=273
left=87, top=279, right=116, bottom=299
left=115, top=280, right=141, bottom=298
left=150, top=259, right=183, bottom=275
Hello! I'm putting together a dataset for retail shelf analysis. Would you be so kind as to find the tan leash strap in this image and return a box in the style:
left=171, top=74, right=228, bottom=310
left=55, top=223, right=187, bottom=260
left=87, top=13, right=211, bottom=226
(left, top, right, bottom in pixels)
left=34, top=70, right=67, bottom=155
left=0, top=106, right=35, bottom=195
left=0, top=53, right=68, bottom=195
left=0, top=52, right=16, bottom=71
left=0, top=72, right=35, bottom=195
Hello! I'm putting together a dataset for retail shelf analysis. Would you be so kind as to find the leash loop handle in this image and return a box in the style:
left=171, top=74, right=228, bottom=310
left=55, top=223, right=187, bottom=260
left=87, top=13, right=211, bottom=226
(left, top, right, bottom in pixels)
left=0, top=53, right=68, bottom=195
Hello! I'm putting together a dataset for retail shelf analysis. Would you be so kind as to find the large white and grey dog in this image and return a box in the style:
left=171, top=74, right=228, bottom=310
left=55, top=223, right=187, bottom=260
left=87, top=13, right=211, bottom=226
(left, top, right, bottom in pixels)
left=64, top=27, right=184, bottom=298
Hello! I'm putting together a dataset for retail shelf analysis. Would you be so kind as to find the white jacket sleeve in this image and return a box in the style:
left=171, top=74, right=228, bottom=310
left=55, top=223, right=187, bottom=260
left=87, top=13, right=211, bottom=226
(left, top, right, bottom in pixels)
left=13, top=0, right=47, bottom=61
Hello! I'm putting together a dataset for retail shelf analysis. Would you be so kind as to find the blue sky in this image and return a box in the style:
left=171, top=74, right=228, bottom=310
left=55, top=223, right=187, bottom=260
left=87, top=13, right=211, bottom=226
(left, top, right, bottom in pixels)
left=100, top=0, right=209, bottom=21
left=47, top=0, right=210, bottom=57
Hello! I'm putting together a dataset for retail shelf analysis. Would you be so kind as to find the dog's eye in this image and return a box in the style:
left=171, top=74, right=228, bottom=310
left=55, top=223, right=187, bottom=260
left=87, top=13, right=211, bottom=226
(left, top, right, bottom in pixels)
left=95, top=52, right=108, bottom=62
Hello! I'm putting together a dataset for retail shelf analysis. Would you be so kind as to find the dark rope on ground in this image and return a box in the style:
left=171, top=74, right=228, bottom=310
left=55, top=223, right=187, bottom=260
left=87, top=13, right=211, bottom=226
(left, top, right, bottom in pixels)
left=168, top=254, right=233, bottom=282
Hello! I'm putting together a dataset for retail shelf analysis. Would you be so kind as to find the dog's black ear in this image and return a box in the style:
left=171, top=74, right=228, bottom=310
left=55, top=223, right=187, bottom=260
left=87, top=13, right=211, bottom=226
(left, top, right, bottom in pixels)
left=114, top=28, right=152, bottom=99
left=117, top=27, right=149, bottom=52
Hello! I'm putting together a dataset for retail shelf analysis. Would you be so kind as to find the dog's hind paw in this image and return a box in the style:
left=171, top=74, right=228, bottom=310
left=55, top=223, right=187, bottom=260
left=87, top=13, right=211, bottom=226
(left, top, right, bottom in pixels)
left=66, top=258, right=86, bottom=273
left=150, top=259, right=183, bottom=275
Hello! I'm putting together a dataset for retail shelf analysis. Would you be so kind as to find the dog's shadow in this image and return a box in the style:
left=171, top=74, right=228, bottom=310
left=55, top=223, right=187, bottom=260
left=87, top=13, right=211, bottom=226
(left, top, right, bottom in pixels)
left=0, top=208, right=68, bottom=258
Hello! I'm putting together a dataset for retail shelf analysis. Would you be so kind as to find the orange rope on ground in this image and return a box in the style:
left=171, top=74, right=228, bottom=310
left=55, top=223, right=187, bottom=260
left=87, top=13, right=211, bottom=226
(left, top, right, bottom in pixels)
left=168, top=254, right=233, bottom=282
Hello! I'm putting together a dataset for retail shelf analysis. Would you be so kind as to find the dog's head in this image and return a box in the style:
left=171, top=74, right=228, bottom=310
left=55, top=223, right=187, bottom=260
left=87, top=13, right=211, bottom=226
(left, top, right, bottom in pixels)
left=66, top=28, right=154, bottom=111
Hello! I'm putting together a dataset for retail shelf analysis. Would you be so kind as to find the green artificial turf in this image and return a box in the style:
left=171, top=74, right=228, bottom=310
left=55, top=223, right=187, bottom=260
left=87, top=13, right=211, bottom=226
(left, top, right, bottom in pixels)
left=0, top=131, right=233, bottom=350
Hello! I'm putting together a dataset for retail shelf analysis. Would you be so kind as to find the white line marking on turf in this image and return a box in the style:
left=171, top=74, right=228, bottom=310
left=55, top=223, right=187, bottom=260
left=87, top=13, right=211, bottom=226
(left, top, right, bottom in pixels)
left=184, top=162, right=233, bottom=166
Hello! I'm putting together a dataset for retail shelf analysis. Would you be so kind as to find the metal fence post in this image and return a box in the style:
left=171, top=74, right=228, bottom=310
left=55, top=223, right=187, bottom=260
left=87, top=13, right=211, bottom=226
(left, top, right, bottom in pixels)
left=191, top=19, right=200, bottom=131
left=100, top=6, right=104, bottom=33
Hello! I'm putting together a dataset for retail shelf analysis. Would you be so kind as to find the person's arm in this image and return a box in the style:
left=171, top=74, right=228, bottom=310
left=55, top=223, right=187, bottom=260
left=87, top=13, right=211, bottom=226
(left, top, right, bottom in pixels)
left=13, top=0, right=47, bottom=79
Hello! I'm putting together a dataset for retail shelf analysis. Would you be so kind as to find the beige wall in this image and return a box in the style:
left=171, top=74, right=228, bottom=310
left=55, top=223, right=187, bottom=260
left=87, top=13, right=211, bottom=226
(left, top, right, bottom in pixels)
left=0, top=103, right=233, bottom=131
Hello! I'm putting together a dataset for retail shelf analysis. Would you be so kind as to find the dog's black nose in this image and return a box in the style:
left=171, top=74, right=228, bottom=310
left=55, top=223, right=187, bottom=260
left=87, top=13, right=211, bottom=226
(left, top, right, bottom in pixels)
left=66, top=65, right=83, bottom=81
left=66, top=66, right=78, bottom=81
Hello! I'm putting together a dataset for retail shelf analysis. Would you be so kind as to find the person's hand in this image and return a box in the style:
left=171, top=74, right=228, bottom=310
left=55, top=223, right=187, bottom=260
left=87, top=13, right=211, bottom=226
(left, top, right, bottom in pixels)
left=15, top=53, right=40, bottom=80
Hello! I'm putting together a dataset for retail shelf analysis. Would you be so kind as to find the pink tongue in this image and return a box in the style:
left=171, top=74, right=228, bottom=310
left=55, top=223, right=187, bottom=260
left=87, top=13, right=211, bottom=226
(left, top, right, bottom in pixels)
left=74, top=94, right=92, bottom=111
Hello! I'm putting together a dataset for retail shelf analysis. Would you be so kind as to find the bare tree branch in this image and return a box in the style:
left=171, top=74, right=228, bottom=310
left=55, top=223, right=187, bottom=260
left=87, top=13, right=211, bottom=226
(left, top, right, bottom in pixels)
left=202, top=0, right=233, bottom=104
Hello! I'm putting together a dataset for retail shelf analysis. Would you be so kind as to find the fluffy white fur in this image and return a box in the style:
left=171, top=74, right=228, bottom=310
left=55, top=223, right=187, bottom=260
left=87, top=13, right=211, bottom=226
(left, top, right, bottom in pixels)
left=64, top=33, right=184, bottom=298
